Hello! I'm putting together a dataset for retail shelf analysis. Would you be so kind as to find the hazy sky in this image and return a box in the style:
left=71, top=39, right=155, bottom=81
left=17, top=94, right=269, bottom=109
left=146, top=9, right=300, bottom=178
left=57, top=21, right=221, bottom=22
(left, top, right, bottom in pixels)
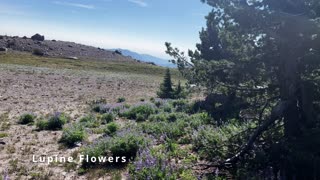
left=0, top=0, right=211, bottom=59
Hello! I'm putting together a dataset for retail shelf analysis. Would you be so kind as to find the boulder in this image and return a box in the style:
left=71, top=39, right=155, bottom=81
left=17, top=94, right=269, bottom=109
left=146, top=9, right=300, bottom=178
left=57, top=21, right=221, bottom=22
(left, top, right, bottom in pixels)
left=146, top=62, right=157, bottom=66
left=65, top=56, right=78, bottom=60
left=0, top=47, right=7, bottom=53
left=31, top=33, right=45, bottom=41
left=114, top=50, right=122, bottom=55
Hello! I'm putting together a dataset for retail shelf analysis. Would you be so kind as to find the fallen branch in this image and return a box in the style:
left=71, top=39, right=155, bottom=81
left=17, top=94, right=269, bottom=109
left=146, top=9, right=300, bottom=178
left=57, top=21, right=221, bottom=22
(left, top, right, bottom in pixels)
left=224, top=100, right=289, bottom=164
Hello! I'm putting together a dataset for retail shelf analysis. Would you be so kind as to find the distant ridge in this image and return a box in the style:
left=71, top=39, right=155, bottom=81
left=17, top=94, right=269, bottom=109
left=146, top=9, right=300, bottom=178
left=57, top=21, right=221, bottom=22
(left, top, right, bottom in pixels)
left=112, top=48, right=176, bottom=68
left=0, top=35, right=141, bottom=63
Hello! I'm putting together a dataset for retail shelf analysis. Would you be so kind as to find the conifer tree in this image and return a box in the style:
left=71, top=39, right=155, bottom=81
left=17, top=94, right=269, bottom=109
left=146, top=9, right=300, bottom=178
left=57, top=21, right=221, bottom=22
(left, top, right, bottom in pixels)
left=174, top=80, right=186, bottom=99
left=157, top=68, right=174, bottom=99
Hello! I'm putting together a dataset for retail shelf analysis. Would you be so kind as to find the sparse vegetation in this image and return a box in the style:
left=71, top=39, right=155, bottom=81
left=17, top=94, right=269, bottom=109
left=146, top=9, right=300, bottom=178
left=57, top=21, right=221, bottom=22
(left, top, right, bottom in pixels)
left=18, top=113, right=36, bottom=125
left=80, top=115, right=100, bottom=128
left=101, top=113, right=114, bottom=124
left=117, top=97, right=126, bottom=103
left=60, top=124, right=87, bottom=147
left=120, top=103, right=155, bottom=120
left=104, top=122, right=118, bottom=136
left=0, top=132, right=8, bottom=138
left=36, top=113, right=68, bottom=131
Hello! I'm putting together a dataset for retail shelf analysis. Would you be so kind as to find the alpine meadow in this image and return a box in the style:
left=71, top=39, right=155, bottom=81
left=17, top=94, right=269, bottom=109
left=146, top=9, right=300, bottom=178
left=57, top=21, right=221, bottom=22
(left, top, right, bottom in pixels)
left=0, top=0, right=320, bottom=179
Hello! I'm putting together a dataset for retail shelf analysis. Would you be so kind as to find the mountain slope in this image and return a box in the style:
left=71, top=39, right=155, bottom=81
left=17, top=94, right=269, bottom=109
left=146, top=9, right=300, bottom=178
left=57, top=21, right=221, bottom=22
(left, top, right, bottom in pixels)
left=0, top=35, right=137, bottom=63
left=113, top=49, right=176, bottom=67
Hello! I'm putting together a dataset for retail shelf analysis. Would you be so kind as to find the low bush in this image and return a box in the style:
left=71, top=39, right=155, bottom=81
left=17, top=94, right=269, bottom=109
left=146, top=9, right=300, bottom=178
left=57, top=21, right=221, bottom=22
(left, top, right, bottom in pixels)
left=171, top=99, right=190, bottom=112
left=163, top=104, right=173, bottom=113
left=121, top=103, right=155, bottom=120
left=148, top=113, right=167, bottom=122
left=117, top=97, right=126, bottom=103
left=18, top=113, right=36, bottom=125
left=129, top=148, right=196, bottom=179
left=47, top=113, right=69, bottom=130
left=105, top=122, right=118, bottom=135
left=36, top=113, right=68, bottom=131
left=92, top=104, right=101, bottom=113
left=81, top=128, right=146, bottom=168
left=109, top=131, right=146, bottom=160
left=167, top=113, right=177, bottom=122
left=140, top=120, right=187, bottom=141
left=191, top=121, right=253, bottom=160
left=80, top=115, right=100, bottom=128
left=60, top=124, right=87, bottom=147
left=101, top=113, right=114, bottom=124
left=36, top=119, right=48, bottom=130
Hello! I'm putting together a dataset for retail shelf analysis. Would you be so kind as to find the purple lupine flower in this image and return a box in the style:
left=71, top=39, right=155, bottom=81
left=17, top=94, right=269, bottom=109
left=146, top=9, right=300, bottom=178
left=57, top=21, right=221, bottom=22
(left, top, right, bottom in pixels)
left=3, top=169, right=9, bottom=180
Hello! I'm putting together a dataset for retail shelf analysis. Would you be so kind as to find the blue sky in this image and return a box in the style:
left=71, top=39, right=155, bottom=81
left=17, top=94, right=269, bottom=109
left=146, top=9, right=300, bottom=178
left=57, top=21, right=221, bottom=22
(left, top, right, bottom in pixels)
left=0, top=0, right=211, bottom=59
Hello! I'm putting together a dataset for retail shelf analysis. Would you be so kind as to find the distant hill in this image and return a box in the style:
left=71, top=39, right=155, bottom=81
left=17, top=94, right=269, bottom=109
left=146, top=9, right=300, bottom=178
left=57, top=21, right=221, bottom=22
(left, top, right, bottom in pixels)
left=0, top=35, right=140, bottom=63
left=112, top=49, right=176, bottom=68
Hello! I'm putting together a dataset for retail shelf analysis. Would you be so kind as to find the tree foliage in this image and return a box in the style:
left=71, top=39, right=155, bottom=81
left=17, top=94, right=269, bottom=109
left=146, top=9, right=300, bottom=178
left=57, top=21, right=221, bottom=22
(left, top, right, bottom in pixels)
left=166, top=0, right=320, bottom=178
left=157, top=69, right=186, bottom=99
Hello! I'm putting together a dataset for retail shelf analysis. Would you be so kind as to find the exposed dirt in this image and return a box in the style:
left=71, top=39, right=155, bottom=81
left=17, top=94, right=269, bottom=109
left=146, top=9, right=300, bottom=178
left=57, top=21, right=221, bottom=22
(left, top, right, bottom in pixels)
left=0, top=64, right=161, bottom=179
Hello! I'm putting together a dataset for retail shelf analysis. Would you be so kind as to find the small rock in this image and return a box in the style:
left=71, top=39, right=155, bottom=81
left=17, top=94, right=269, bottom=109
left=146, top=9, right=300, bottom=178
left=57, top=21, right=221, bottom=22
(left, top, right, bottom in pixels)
left=65, top=56, right=78, bottom=60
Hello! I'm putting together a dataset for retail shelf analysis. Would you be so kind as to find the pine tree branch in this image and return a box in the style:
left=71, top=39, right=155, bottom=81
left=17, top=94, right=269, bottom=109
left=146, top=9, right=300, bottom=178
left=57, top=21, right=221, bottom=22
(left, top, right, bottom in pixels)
left=223, top=100, right=289, bottom=165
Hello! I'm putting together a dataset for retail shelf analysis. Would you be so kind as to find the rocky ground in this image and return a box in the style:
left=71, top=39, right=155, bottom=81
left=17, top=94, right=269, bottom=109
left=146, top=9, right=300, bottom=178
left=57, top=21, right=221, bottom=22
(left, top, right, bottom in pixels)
left=0, top=35, right=140, bottom=63
left=0, top=63, right=162, bottom=180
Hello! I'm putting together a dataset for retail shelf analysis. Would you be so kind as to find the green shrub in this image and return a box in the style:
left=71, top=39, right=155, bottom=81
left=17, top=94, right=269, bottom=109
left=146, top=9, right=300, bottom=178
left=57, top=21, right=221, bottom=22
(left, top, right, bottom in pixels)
left=81, top=141, right=107, bottom=168
left=148, top=113, right=167, bottom=122
left=154, top=101, right=162, bottom=108
left=136, top=113, right=146, bottom=122
left=36, top=119, right=48, bottom=130
left=0, top=133, right=8, bottom=138
left=60, top=124, right=86, bottom=147
left=117, top=97, right=126, bottom=103
left=18, top=113, right=36, bottom=125
left=109, top=133, right=144, bottom=159
left=105, top=122, right=118, bottom=135
left=163, top=105, right=173, bottom=113
left=81, top=129, right=146, bottom=168
left=92, top=104, right=101, bottom=112
left=36, top=113, right=68, bottom=131
left=129, top=148, right=180, bottom=180
left=47, top=113, right=68, bottom=130
left=124, top=104, right=131, bottom=109
left=191, top=122, right=252, bottom=160
left=168, top=113, right=177, bottom=122
left=101, top=113, right=114, bottom=124
left=121, top=104, right=155, bottom=120
left=171, top=99, right=189, bottom=112
left=80, top=115, right=100, bottom=128
left=173, top=80, right=187, bottom=99
left=140, top=119, right=187, bottom=140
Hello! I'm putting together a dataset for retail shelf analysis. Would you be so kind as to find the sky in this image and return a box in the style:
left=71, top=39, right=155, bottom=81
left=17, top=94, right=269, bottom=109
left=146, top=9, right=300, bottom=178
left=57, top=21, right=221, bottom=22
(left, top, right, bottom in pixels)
left=0, top=0, right=211, bottom=59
